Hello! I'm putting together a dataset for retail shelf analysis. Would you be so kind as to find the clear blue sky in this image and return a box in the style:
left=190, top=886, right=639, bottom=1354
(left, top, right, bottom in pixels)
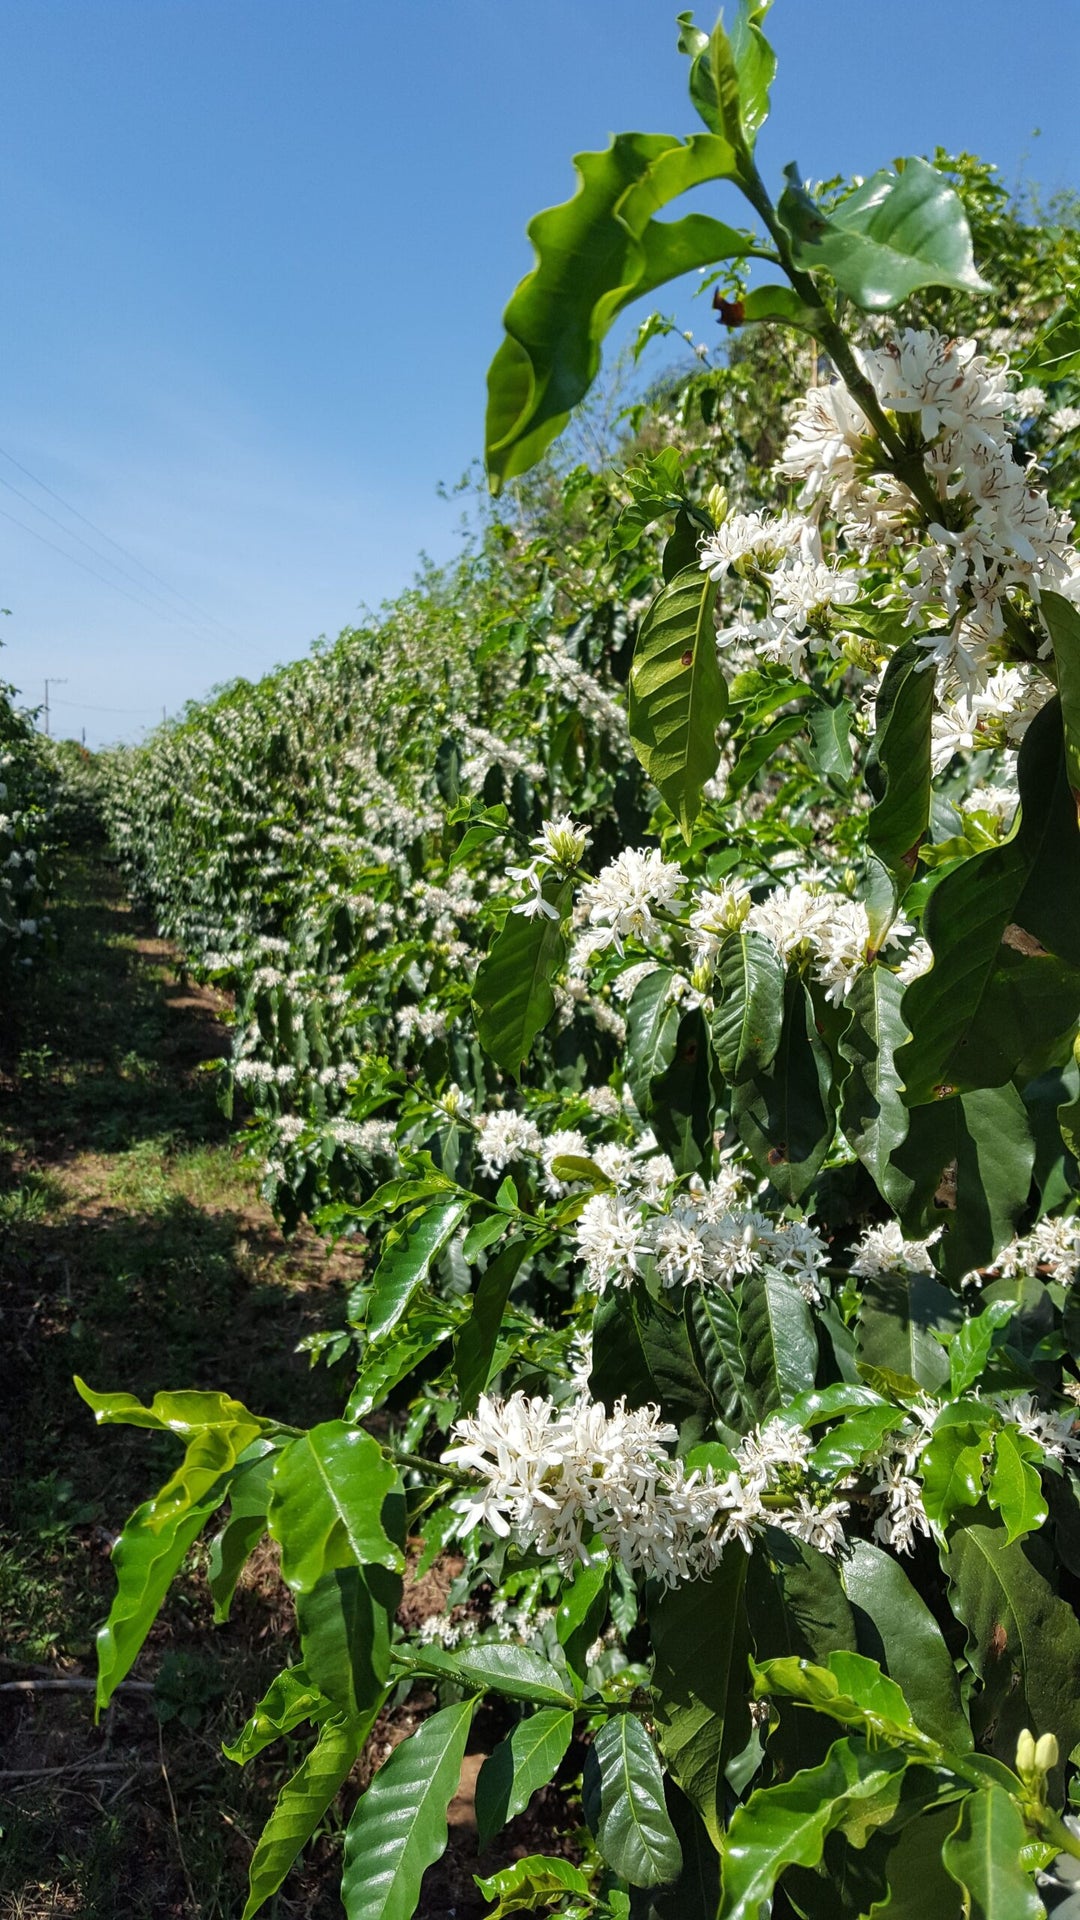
left=1, top=1, right=1077, bottom=746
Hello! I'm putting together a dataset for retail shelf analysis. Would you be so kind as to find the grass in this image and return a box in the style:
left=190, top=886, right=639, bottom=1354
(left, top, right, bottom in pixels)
left=0, top=853, right=361, bottom=1919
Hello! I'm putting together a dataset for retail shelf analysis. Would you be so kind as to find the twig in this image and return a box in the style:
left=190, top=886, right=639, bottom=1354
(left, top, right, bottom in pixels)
left=0, top=1677, right=154, bottom=1695
left=159, top=1722, right=200, bottom=1918
left=0, top=1759, right=145, bottom=1781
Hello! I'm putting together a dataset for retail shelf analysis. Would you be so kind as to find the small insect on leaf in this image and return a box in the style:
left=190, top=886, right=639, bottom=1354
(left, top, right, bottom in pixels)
left=713, top=293, right=745, bottom=327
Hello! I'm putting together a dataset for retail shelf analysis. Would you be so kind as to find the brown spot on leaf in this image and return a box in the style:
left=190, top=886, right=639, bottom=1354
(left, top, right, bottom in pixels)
left=934, top=1158, right=958, bottom=1210
left=901, top=836, right=924, bottom=872
left=681, top=648, right=694, bottom=666
left=767, top=1145, right=788, bottom=1166
left=1001, top=922, right=1049, bottom=957
left=989, top=1623, right=1008, bottom=1660
left=712, top=293, right=745, bottom=327
left=933, top=1083, right=958, bottom=1100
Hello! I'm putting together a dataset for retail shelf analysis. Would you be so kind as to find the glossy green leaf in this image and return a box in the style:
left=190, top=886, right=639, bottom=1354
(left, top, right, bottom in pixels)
left=949, top=1301, right=1015, bottom=1396
left=808, top=1405, right=906, bottom=1478
left=838, top=963, right=911, bottom=1207
left=454, top=1238, right=530, bottom=1413
left=340, top=1698, right=476, bottom=1920
left=717, top=1736, right=908, bottom=1919
left=269, top=1422, right=403, bottom=1588
left=944, top=1521, right=1080, bottom=1775
left=474, top=1708, right=575, bottom=1851
left=224, top=1665, right=330, bottom=1766
left=807, top=697, right=854, bottom=789
left=782, top=156, right=990, bottom=310
left=920, top=1422, right=990, bottom=1536
left=988, top=1427, right=1048, bottom=1546
left=452, top=1643, right=576, bottom=1707
left=95, top=1468, right=233, bottom=1713
left=867, top=1806, right=974, bottom=1918
left=648, top=1549, right=751, bottom=1845
left=240, top=1711, right=369, bottom=1920
left=739, top=1265, right=818, bottom=1417
left=583, top=1713, right=683, bottom=1888
left=890, top=1084, right=1036, bottom=1281
left=942, top=1782, right=1046, bottom=1920
left=628, top=566, right=726, bottom=839
left=556, top=1557, right=610, bottom=1677
left=751, top=1649, right=924, bottom=1745
left=366, top=1198, right=470, bottom=1339
left=898, top=699, right=1080, bottom=1103
left=838, top=1537, right=970, bottom=1751
left=732, top=974, right=835, bottom=1199
left=856, top=1270, right=960, bottom=1393
left=711, top=930, right=785, bottom=1082
left=474, top=880, right=572, bottom=1078
left=474, top=1853, right=589, bottom=1918
left=678, top=3, right=776, bottom=156
left=626, top=967, right=681, bottom=1116
left=649, top=1006, right=715, bottom=1175
left=485, top=132, right=750, bottom=487
left=208, top=1443, right=276, bottom=1622
left=346, top=1306, right=457, bottom=1420
left=74, top=1377, right=266, bottom=1441
left=1042, top=592, right=1080, bottom=804
left=865, top=639, right=936, bottom=881
left=296, top=1565, right=397, bottom=1721
left=685, top=1281, right=751, bottom=1428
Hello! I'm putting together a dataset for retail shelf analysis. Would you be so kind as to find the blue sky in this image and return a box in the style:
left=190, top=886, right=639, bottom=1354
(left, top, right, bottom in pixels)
left=1, top=1, right=1077, bottom=746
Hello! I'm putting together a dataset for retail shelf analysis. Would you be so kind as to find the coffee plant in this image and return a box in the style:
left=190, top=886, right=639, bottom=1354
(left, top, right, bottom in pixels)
left=87, top=7, right=1080, bottom=1914
left=0, top=675, right=54, bottom=989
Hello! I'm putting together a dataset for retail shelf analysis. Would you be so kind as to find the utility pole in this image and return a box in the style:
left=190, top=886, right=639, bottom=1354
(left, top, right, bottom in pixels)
left=43, top=677, right=68, bottom=736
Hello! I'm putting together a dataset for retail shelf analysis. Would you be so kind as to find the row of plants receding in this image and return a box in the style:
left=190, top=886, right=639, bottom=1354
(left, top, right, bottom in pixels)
left=88, top=8, right=1080, bottom=1915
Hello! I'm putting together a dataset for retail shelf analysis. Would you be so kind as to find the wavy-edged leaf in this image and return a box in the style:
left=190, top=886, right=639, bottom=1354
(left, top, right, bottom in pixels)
left=474, top=879, right=571, bottom=1078
left=269, top=1422, right=403, bottom=1588
left=95, top=1469, right=232, bottom=1713
left=485, top=133, right=750, bottom=487
left=241, top=1711, right=370, bottom=1920
left=346, top=1305, right=457, bottom=1420
left=838, top=1537, right=970, bottom=1752
left=716, top=1736, right=908, bottom=1919
left=474, top=1854, right=589, bottom=1918
left=648, top=1550, right=751, bottom=1845
left=452, top=1643, right=576, bottom=1707
left=296, top=1566, right=397, bottom=1721
left=838, top=964, right=911, bottom=1206
left=685, top=1281, right=750, bottom=1427
left=626, top=967, right=681, bottom=1115
left=583, top=1713, right=683, bottom=1888
left=898, top=698, right=1080, bottom=1103
left=739, top=1266, right=818, bottom=1417
left=208, top=1443, right=276, bottom=1622
left=942, top=1782, right=1046, bottom=1920
left=731, top=975, right=834, bottom=1200
left=628, top=567, right=726, bottom=838
left=454, top=1238, right=530, bottom=1414
left=366, top=1198, right=470, bottom=1339
left=943, top=1520, right=1080, bottom=1776
left=224, top=1665, right=330, bottom=1766
left=475, top=1708, right=575, bottom=1851
left=340, top=1698, right=476, bottom=1920
left=921, top=1422, right=990, bottom=1536
left=678, top=2, right=776, bottom=158
left=75, top=1378, right=265, bottom=1441
left=751, top=1649, right=923, bottom=1745
left=711, top=930, right=785, bottom=1082
left=783, top=156, right=990, bottom=311
left=865, top=639, right=936, bottom=880
left=988, top=1427, right=1048, bottom=1546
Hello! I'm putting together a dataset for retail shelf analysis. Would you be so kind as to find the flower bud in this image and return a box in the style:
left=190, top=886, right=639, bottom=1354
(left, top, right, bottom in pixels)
left=1035, top=1733, right=1059, bottom=1773
left=1015, top=1728, right=1037, bottom=1774
left=706, top=484, right=729, bottom=529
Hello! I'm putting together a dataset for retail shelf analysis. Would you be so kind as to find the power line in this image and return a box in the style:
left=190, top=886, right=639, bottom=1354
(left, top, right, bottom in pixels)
left=0, top=501, right=210, bottom=631
left=48, top=696, right=162, bottom=715
left=0, top=439, right=245, bottom=644
left=0, top=470, right=222, bottom=643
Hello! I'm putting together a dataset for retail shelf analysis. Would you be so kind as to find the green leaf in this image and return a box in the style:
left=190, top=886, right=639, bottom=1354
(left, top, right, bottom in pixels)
left=224, top=1665, right=330, bottom=1766
left=556, top=1557, right=610, bottom=1677
left=474, top=880, right=571, bottom=1078
left=628, top=566, right=727, bottom=839
left=678, top=3, right=776, bottom=158
left=649, top=1007, right=715, bottom=1175
left=346, top=1306, right=457, bottom=1420
left=366, top=1198, right=470, bottom=1339
left=856, top=1270, right=960, bottom=1393
left=74, top=1378, right=266, bottom=1440
left=920, top=1423, right=990, bottom=1536
left=474, top=1708, right=575, bottom=1851
left=296, top=1566, right=396, bottom=1721
left=988, top=1428, right=1048, bottom=1546
left=942, top=1783, right=1046, bottom=1920
left=583, top=1714, right=683, bottom=1888
left=648, top=1550, right=752, bottom=1845
left=711, top=931, right=785, bottom=1082
left=865, top=640, right=936, bottom=881
left=474, top=1854, right=589, bottom=1918
left=208, top=1444, right=276, bottom=1623
left=452, top=1643, right=576, bottom=1707
left=269, top=1422, right=403, bottom=1588
left=890, top=1085, right=1036, bottom=1281
left=732, top=975, right=835, bottom=1200
left=838, top=1537, right=970, bottom=1752
left=838, top=964, right=911, bottom=1208
left=739, top=1266, right=818, bottom=1417
left=943, top=1521, right=1080, bottom=1774
left=807, top=698, right=854, bottom=789
left=782, top=156, right=990, bottom=311
left=240, top=1711, right=369, bottom=1920
left=454, top=1238, right=530, bottom=1413
left=751, top=1649, right=924, bottom=1745
left=1042, top=592, right=1080, bottom=805
left=898, top=698, right=1080, bottom=1104
left=949, top=1301, right=1015, bottom=1396
left=716, top=1737, right=909, bottom=1919
left=486, top=132, right=750, bottom=487
left=626, top=968, right=681, bottom=1118
left=685, top=1281, right=751, bottom=1428
left=340, top=1698, right=476, bottom=1920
